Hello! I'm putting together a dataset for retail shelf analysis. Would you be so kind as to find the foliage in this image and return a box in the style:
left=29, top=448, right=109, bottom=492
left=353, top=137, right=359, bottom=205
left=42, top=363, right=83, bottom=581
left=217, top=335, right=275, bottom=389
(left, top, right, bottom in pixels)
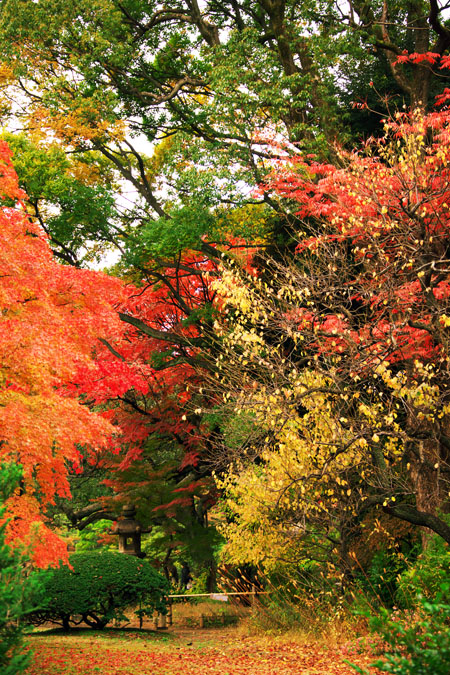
left=353, top=547, right=417, bottom=609
left=396, top=532, right=450, bottom=606
left=0, top=464, right=44, bottom=675
left=2, top=0, right=449, bottom=154
left=189, top=569, right=210, bottom=595
left=0, top=140, right=130, bottom=566
left=350, top=590, right=450, bottom=675
left=1, top=0, right=449, bottom=271
left=1, top=132, right=120, bottom=266
left=28, top=551, right=169, bottom=630
left=73, top=521, right=116, bottom=552
left=211, top=107, right=450, bottom=576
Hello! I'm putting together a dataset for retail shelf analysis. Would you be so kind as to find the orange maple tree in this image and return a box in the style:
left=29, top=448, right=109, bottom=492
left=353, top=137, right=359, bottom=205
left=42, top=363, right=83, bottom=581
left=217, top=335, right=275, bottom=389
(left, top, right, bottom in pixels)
left=0, top=141, right=127, bottom=566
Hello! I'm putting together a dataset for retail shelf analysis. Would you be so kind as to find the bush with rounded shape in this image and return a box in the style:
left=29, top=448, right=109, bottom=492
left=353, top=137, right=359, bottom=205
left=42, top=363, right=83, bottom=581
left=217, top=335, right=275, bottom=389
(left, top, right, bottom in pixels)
left=28, top=551, right=169, bottom=629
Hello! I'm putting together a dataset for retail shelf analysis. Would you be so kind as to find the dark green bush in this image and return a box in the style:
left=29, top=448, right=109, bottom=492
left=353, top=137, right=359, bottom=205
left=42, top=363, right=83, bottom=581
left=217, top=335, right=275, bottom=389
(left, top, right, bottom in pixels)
left=28, top=551, right=169, bottom=629
left=396, top=535, right=450, bottom=607
left=353, top=547, right=415, bottom=609
left=0, top=464, right=44, bottom=675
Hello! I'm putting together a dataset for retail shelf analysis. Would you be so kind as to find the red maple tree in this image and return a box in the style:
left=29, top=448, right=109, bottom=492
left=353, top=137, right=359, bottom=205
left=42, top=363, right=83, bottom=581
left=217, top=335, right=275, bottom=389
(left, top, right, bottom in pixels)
left=77, top=252, right=221, bottom=562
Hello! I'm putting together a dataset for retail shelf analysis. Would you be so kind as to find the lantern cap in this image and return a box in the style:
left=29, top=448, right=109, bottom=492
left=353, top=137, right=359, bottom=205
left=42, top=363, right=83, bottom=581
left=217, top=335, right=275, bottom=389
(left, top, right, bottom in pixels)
left=112, top=503, right=142, bottom=534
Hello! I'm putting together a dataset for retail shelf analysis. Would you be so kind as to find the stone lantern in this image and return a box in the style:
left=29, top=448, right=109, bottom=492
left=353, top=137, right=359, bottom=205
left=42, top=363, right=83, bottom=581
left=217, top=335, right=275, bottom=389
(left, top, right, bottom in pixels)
left=112, top=504, right=149, bottom=558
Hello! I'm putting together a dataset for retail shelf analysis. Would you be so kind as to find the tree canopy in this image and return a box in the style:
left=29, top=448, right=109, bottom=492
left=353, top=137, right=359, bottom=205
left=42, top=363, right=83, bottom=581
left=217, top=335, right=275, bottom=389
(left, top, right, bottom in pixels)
left=0, top=0, right=449, bottom=577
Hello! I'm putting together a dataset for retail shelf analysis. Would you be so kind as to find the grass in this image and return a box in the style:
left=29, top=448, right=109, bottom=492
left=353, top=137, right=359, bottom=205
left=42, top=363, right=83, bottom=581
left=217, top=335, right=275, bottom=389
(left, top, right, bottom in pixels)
left=170, top=597, right=249, bottom=627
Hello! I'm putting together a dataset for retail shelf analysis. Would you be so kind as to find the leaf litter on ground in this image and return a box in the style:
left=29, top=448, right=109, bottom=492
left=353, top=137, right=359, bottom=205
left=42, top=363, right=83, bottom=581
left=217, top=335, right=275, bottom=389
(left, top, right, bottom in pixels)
left=25, top=626, right=380, bottom=675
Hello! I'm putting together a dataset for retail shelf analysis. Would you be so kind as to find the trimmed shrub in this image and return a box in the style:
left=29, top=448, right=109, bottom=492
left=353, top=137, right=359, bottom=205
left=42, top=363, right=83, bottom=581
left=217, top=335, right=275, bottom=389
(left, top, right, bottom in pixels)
left=28, top=551, right=169, bottom=629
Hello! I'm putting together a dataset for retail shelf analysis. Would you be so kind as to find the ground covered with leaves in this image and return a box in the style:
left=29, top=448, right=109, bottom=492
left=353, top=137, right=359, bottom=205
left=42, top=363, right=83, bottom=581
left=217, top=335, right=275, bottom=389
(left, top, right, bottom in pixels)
left=24, top=626, right=378, bottom=675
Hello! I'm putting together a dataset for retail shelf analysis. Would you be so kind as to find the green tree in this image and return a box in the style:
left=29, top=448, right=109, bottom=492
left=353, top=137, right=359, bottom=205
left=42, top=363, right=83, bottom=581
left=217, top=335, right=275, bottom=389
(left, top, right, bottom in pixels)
left=28, top=551, right=169, bottom=630
left=1, top=132, right=121, bottom=266
left=1, top=0, right=450, bottom=268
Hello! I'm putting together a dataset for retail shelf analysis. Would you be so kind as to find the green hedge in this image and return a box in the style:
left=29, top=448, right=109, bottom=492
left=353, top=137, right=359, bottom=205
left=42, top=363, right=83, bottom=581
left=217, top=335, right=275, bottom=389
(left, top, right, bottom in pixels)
left=28, top=551, right=169, bottom=629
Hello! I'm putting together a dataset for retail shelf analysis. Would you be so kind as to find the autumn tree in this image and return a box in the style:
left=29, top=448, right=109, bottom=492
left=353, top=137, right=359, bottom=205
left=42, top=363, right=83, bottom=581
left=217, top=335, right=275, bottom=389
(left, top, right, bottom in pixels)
left=0, top=140, right=131, bottom=566
left=3, top=0, right=450, bottom=573
left=1, top=1, right=450, bottom=272
left=208, top=105, right=450, bottom=574
left=56, top=251, right=228, bottom=584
